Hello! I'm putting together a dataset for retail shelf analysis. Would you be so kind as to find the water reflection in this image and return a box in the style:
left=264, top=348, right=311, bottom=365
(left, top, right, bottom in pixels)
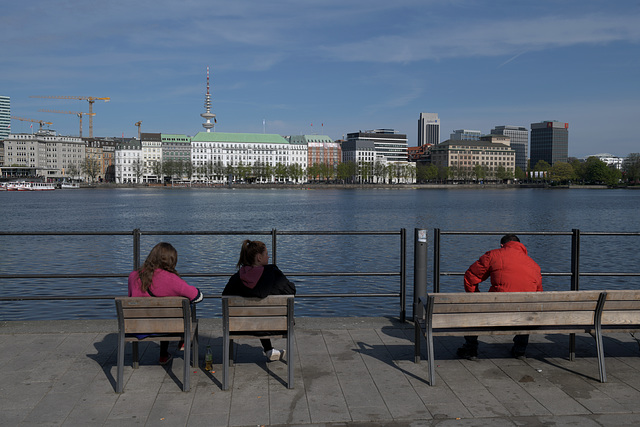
left=1, top=188, right=639, bottom=320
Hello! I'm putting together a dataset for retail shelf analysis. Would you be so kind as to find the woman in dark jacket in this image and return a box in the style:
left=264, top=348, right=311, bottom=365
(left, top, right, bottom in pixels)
left=222, top=240, right=295, bottom=360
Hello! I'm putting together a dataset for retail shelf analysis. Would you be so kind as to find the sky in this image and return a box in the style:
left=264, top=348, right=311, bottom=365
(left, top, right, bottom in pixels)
left=2, top=0, right=640, bottom=158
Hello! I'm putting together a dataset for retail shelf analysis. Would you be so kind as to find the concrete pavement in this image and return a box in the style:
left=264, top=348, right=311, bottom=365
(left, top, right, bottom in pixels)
left=1, top=317, right=640, bottom=426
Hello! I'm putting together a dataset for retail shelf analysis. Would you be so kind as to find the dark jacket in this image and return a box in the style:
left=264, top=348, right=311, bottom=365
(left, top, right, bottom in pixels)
left=222, top=264, right=296, bottom=298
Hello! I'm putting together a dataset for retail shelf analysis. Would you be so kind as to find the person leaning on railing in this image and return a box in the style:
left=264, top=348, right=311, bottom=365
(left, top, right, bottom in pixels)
left=128, top=242, right=204, bottom=365
left=222, top=239, right=296, bottom=361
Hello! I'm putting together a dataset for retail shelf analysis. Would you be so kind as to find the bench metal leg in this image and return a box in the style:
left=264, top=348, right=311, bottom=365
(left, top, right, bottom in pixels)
left=223, top=336, right=230, bottom=390
left=414, top=321, right=421, bottom=363
left=132, top=342, right=139, bottom=369
left=183, top=334, right=191, bottom=392
left=116, top=333, right=125, bottom=393
left=426, top=327, right=435, bottom=386
left=594, top=292, right=607, bottom=383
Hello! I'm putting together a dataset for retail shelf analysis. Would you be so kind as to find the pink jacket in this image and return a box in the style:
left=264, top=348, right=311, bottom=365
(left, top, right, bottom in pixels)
left=128, top=269, right=203, bottom=302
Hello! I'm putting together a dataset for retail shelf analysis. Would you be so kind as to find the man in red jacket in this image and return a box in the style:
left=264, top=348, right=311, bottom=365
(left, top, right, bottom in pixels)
left=457, top=234, right=542, bottom=360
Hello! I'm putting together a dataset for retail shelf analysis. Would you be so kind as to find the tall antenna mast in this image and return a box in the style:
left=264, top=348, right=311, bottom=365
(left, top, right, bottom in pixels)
left=201, top=66, right=216, bottom=132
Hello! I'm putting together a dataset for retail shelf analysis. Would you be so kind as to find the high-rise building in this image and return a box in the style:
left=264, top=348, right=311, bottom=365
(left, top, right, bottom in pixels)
left=530, top=121, right=569, bottom=168
left=491, top=125, right=528, bottom=171
left=0, top=96, right=10, bottom=141
left=450, top=129, right=481, bottom=141
left=346, top=129, right=407, bottom=163
left=418, top=113, right=440, bottom=146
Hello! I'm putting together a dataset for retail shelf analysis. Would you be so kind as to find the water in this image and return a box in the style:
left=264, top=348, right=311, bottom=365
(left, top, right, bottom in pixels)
left=1, top=187, right=639, bottom=320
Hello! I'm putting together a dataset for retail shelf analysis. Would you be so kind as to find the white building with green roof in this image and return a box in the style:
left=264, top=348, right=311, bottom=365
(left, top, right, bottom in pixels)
left=191, top=131, right=307, bottom=183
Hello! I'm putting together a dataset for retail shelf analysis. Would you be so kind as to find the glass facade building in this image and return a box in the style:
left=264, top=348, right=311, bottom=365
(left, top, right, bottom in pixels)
left=491, top=125, right=529, bottom=171
left=418, top=113, right=440, bottom=146
left=0, top=96, right=10, bottom=141
left=530, top=121, right=569, bottom=168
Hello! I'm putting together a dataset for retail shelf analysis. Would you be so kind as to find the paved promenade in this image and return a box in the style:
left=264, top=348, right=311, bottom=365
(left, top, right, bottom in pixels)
left=1, top=317, right=640, bottom=426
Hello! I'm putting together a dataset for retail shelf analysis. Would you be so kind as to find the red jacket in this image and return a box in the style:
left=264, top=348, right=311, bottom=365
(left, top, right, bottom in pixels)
left=464, top=241, right=542, bottom=293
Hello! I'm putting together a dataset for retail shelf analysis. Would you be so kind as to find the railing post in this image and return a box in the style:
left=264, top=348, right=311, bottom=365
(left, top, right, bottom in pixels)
left=571, top=228, right=580, bottom=291
left=133, top=228, right=141, bottom=270
left=400, top=228, right=406, bottom=322
left=271, top=228, right=277, bottom=265
left=569, top=228, right=580, bottom=360
left=433, top=228, right=441, bottom=293
left=414, top=228, right=428, bottom=321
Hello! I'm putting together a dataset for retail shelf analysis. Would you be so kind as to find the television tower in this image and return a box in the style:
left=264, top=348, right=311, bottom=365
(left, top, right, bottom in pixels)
left=201, top=67, right=216, bottom=132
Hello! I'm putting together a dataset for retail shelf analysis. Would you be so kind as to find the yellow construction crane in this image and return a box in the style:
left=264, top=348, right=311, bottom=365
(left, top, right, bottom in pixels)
left=30, top=96, right=110, bottom=138
left=38, top=109, right=95, bottom=138
left=134, top=121, right=142, bottom=139
left=11, top=116, right=53, bottom=131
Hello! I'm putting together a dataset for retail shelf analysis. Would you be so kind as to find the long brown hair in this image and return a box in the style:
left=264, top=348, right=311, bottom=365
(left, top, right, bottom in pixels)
left=137, top=242, right=179, bottom=292
left=237, top=240, right=267, bottom=268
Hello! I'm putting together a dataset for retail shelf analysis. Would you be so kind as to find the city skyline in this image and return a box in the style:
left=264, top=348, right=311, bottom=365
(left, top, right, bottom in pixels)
left=2, top=1, right=639, bottom=158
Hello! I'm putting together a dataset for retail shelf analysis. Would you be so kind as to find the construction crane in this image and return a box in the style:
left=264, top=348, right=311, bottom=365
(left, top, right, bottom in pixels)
left=38, top=109, right=95, bottom=138
left=30, top=96, right=110, bottom=138
left=134, top=121, right=142, bottom=139
left=11, top=116, right=53, bottom=131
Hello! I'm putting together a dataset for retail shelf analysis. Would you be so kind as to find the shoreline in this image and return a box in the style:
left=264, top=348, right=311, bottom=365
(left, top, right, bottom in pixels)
left=80, top=182, right=625, bottom=190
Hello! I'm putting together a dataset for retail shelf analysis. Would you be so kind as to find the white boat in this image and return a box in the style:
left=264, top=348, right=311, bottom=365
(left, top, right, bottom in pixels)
left=6, top=181, right=55, bottom=191
left=60, top=182, right=80, bottom=189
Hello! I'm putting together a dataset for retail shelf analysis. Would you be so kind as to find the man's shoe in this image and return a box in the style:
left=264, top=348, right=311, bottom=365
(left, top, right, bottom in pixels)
left=159, top=354, right=173, bottom=365
left=456, top=346, right=478, bottom=360
left=265, top=349, right=286, bottom=361
left=511, top=347, right=526, bottom=360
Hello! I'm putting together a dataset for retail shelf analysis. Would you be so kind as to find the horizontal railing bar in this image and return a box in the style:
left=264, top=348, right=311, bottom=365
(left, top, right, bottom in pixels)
left=439, top=231, right=573, bottom=236
left=0, top=231, right=134, bottom=236
left=0, top=272, right=401, bottom=280
left=441, top=272, right=575, bottom=277
left=1, top=230, right=403, bottom=237
left=0, top=293, right=400, bottom=302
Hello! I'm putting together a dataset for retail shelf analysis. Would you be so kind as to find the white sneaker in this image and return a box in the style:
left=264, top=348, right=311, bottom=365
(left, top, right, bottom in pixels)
left=265, top=349, right=286, bottom=361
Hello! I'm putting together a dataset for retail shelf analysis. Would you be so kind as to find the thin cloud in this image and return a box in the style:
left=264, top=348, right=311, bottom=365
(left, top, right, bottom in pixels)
left=323, top=13, right=640, bottom=63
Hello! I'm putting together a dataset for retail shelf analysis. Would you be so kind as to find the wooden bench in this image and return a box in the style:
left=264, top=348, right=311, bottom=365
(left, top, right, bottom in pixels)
left=222, top=295, right=294, bottom=390
left=414, top=290, right=608, bottom=386
left=600, top=290, right=640, bottom=334
left=115, top=297, right=199, bottom=392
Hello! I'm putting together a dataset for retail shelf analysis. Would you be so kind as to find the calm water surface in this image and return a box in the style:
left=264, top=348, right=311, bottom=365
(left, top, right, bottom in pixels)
left=1, top=187, right=639, bottom=320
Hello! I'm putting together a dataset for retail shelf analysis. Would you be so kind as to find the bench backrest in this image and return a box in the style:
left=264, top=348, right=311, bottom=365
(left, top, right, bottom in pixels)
left=601, top=290, right=640, bottom=328
left=424, top=290, right=605, bottom=331
left=222, top=295, right=293, bottom=333
left=115, top=296, right=192, bottom=335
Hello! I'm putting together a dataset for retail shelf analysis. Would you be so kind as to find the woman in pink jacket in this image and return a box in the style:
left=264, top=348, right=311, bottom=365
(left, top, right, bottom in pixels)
left=128, top=242, right=203, bottom=364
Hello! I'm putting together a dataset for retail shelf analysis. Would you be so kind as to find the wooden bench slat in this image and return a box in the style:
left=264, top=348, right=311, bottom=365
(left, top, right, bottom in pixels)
left=228, top=306, right=288, bottom=316
left=124, top=318, right=186, bottom=334
left=430, top=291, right=603, bottom=304
left=229, top=317, right=288, bottom=331
left=601, top=311, right=640, bottom=325
left=431, top=311, right=596, bottom=328
left=121, top=307, right=185, bottom=318
left=226, top=295, right=291, bottom=306
left=432, top=301, right=600, bottom=313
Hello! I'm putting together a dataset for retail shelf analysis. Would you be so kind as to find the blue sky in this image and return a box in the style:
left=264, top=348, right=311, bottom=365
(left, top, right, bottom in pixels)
left=3, top=0, right=639, bottom=157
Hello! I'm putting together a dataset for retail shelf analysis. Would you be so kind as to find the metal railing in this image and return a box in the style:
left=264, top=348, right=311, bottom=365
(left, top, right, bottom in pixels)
left=431, top=228, right=640, bottom=293
left=0, top=229, right=408, bottom=321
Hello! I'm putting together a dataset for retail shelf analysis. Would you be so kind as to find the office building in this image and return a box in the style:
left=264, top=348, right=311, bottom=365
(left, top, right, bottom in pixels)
left=418, top=113, right=440, bottom=146
left=450, top=129, right=481, bottom=141
left=491, top=125, right=528, bottom=171
left=430, top=137, right=516, bottom=180
left=530, top=121, right=569, bottom=168
left=346, top=129, right=408, bottom=163
left=3, top=130, right=85, bottom=180
left=0, top=96, right=10, bottom=141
